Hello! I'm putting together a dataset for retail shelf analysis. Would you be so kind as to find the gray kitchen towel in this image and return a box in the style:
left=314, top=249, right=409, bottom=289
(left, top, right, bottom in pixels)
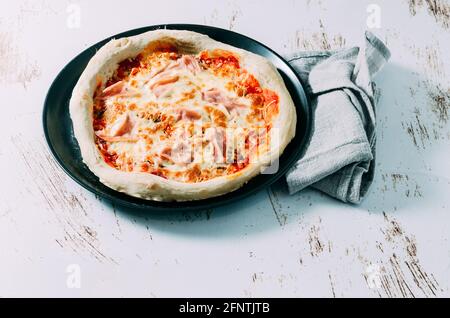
left=285, top=31, right=390, bottom=203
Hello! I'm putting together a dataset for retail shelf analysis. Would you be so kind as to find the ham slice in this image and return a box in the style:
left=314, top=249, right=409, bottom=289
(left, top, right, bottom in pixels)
left=160, top=142, right=192, bottom=164
left=201, top=88, right=246, bottom=112
left=179, top=55, right=202, bottom=74
left=202, top=88, right=225, bottom=104
left=149, top=74, right=179, bottom=89
left=148, top=55, right=201, bottom=97
left=149, top=63, right=170, bottom=78
left=109, top=113, right=133, bottom=136
left=152, top=84, right=172, bottom=98
left=148, top=72, right=179, bottom=98
left=147, top=69, right=180, bottom=98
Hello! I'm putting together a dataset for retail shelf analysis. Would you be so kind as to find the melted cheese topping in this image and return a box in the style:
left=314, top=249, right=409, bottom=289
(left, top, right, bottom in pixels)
left=93, top=45, right=279, bottom=183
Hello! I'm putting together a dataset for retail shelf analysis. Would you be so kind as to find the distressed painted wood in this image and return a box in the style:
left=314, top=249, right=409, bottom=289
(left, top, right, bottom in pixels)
left=0, top=0, right=449, bottom=297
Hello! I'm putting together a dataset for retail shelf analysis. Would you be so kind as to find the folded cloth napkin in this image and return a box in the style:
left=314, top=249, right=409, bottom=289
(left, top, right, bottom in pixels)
left=285, top=31, right=390, bottom=204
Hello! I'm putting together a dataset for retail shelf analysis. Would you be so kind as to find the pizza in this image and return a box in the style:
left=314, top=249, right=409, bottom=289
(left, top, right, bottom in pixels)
left=70, top=30, right=296, bottom=201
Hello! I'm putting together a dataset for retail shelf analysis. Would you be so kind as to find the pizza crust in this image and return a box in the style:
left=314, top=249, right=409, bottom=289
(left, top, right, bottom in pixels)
left=70, top=29, right=296, bottom=201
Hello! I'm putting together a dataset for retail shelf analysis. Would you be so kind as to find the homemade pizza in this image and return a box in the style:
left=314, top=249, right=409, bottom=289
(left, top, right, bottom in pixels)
left=70, top=30, right=296, bottom=201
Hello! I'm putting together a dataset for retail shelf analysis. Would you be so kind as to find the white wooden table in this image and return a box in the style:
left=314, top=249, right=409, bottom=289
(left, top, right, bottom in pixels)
left=1, top=0, right=449, bottom=298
